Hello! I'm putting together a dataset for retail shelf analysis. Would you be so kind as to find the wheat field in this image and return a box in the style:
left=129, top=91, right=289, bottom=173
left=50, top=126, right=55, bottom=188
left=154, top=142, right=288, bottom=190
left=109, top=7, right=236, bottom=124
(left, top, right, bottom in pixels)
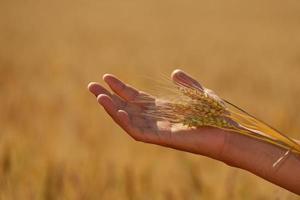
left=1, top=0, right=300, bottom=199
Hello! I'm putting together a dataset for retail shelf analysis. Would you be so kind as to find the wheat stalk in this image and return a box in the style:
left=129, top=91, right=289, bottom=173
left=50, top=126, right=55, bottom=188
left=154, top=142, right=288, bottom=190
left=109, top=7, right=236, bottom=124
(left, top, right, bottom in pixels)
left=142, top=79, right=300, bottom=166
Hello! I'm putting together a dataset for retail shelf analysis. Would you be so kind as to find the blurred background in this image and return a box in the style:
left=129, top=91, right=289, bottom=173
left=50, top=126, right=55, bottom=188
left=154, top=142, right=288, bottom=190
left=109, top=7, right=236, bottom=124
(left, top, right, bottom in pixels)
left=1, top=0, right=300, bottom=199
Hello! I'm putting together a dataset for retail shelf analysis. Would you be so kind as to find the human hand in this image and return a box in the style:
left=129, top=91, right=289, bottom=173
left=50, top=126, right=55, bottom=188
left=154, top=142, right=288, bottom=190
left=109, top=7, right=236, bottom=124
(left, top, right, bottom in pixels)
left=88, top=69, right=300, bottom=194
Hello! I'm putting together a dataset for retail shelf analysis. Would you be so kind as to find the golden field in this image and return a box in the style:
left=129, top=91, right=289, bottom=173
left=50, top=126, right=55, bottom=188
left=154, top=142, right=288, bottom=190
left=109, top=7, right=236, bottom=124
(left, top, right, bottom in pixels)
left=1, top=0, right=300, bottom=199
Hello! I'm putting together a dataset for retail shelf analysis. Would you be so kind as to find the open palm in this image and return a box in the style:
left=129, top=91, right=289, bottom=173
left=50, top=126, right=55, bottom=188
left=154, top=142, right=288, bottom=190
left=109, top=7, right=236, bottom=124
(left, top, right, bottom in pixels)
left=88, top=69, right=300, bottom=194
left=88, top=70, right=226, bottom=157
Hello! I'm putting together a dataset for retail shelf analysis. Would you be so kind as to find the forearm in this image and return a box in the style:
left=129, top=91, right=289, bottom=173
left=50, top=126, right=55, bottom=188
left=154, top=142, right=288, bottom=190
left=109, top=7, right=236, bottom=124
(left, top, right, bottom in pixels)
left=266, top=152, right=300, bottom=194
left=220, top=131, right=300, bottom=194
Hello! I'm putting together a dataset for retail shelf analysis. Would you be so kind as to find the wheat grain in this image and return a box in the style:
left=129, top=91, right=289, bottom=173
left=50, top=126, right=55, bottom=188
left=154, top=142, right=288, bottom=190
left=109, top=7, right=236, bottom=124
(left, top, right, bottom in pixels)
left=142, top=80, right=300, bottom=159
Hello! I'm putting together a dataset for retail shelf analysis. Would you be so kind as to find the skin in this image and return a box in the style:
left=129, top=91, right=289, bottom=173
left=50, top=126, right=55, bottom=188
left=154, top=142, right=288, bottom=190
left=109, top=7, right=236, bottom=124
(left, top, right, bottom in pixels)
left=88, top=69, right=300, bottom=194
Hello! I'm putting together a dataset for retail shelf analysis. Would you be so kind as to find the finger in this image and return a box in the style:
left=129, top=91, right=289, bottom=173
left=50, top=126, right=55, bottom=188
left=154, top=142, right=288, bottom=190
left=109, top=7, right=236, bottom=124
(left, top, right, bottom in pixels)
left=171, top=69, right=204, bottom=91
left=88, top=82, right=111, bottom=97
left=98, top=95, right=141, bottom=137
left=97, top=94, right=120, bottom=123
left=89, top=82, right=128, bottom=109
left=103, top=74, right=141, bottom=102
left=116, top=110, right=143, bottom=141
